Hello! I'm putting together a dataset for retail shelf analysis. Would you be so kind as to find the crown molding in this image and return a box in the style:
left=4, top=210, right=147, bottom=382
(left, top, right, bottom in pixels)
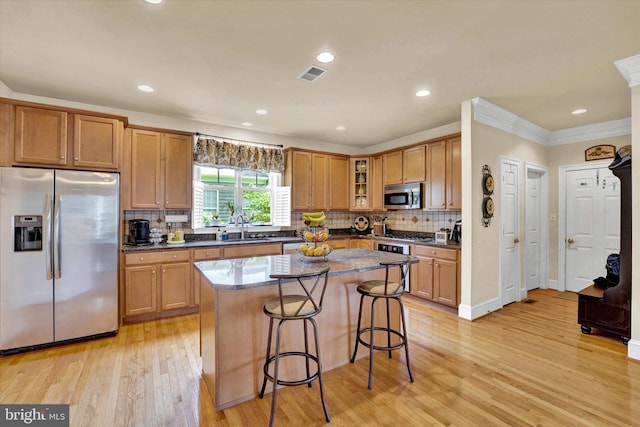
left=472, top=98, right=549, bottom=145
left=547, top=118, right=632, bottom=146
left=615, top=53, right=640, bottom=87
left=472, top=97, right=631, bottom=146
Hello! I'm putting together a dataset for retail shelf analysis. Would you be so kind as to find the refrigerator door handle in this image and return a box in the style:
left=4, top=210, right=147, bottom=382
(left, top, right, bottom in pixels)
left=44, top=193, right=53, bottom=280
left=53, top=194, right=61, bottom=279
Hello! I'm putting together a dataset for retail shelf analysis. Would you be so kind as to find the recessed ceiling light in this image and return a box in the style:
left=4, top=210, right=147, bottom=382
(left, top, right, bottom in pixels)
left=416, top=89, right=431, bottom=97
left=256, top=109, right=268, bottom=115
left=145, top=0, right=163, bottom=4
left=137, top=85, right=154, bottom=92
left=336, top=126, right=346, bottom=131
left=317, top=52, right=335, bottom=63
left=241, top=122, right=253, bottom=127
left=572, top=108, right=587, bottom=115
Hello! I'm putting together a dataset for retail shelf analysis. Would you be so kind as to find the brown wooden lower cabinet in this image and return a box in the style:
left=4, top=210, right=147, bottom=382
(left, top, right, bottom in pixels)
left=329, top=238, right=349, bottom=249
left=124, top=265, right=157, bottom=316
left=123, top=249, right=194, bottom=323
left=349, top=238, right=374, bottom=249
left=122, top=243, right=281, bottom=323
left=410, top=245, right=459, bottom=308
left=161, top=262, right=192, bottom=310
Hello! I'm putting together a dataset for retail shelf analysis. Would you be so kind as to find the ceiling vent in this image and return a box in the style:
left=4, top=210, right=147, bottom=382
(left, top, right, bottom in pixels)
left=298, top=65, right=326, bottom=82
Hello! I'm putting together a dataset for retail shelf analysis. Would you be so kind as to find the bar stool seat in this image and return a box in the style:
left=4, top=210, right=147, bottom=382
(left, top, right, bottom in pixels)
left=259, top=266, right=331, bottom=427
left=350, top=257, right=413, bottom=389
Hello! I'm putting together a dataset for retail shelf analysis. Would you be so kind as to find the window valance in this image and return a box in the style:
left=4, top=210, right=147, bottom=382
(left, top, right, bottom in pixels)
left=193, top=134, right=285, bottom=173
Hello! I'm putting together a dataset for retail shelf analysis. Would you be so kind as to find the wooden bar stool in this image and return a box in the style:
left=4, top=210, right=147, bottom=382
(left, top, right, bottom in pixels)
left=350, top=258, right=414, bottom=389
left=259, top=266, right=331, bottom=427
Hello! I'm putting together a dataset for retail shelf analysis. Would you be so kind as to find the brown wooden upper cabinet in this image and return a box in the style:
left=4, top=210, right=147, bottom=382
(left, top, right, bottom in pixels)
left=383, top=146, right=426, bottom=185
left=382, top=150, right=402, bottom=185
left=285, top=149, right=349, bottom=211
left=13, top=105, right=123, bottom=171
left=371, top=155, right=384, bottom=210
left=446, top=136, right=462, bottom=210
left=126, top=127, right=192, bottom=210
left=402, top=145, right=426, bottom=183
left=425, top=136, right=461, bottom=210
left=328, top=155, right=349, bottom=210
left=72, top=114, right=121, bottom=170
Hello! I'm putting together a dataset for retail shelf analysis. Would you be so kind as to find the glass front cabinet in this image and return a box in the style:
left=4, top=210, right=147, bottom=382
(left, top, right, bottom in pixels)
left=350, top=158, right=370, bottom=210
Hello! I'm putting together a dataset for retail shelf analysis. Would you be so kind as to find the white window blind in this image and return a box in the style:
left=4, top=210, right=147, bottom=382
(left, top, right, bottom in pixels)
left=273, top=186, right=291, bottom=227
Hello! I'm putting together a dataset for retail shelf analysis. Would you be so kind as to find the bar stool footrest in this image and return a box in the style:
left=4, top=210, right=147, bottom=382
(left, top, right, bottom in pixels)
left=263, top=351, right=320, bottom=387
left=356, top=326, right=406, bottom=352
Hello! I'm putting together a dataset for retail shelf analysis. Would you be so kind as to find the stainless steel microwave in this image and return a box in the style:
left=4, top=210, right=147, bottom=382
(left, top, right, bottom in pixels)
left=383, top=183, right=422, bottom=209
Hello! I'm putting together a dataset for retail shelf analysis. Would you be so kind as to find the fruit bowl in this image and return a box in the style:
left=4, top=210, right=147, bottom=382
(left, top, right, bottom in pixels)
left=301, top=228, right=329, bottom=243
left=298, top=243, right=332, bottom=259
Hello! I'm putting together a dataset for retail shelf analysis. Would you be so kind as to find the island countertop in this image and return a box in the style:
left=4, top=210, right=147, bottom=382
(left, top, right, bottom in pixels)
left=194, top=249, right=414, bottom=290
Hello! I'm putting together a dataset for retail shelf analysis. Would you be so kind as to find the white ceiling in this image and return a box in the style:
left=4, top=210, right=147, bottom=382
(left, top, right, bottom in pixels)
left=1, top=0, right=639, bottom=147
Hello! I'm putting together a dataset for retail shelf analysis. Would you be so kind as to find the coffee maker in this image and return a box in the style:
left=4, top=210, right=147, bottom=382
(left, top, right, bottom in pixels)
left=449, top=220, right=462, bottom=243
left=129, top=219, right=150, bottom=245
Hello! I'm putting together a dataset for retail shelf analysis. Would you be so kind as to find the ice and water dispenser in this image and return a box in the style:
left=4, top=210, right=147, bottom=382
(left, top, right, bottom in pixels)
left=14, top=215, right=43, bottom=252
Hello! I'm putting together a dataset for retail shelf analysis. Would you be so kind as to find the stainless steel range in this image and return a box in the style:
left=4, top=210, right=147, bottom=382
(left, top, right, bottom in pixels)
left=375, top=242, right=410, bottom=291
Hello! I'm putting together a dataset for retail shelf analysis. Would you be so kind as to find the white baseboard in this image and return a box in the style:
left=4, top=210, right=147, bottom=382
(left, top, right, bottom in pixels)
left=628, top=339, right=640, bottom=361
left=547, top=279, right=558, bottom=290
left=458, top=296, right=502, bottom=320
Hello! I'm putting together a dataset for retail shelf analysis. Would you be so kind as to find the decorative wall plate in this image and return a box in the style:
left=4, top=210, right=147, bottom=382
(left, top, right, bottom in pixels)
left=482, top=174, right=494, bottom=195
left=482, top=196, right=494, bottom=218
left=481, top=164, right=494, bottom=227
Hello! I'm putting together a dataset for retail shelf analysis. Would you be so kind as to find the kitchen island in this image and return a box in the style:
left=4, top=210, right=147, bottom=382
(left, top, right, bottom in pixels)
left=195, top=249, right=414, bottom=410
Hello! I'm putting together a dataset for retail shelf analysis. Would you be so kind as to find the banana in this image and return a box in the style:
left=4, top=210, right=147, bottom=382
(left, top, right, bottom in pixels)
left=302, top=211, right=325, bottom=219
left=302, top=211, right=326, bottom=227
left=306, top=215, right=325, bottom=226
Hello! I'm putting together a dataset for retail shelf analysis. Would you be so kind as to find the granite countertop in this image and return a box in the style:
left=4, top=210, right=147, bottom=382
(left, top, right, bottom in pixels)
left=352, top=234, right=461, bottom=250
left=121, top=236, right=301, bottom=252
left=195, top=249, right=415, bottom=290
left=122, top=233, right=460, bottom=252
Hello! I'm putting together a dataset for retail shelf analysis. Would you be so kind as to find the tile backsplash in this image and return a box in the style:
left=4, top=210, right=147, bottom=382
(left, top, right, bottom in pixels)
left=123, top=210, right=191, bottom=235
left=289, top=210, right=461, bottom=233
left=122, top=209, right=461, bottom=238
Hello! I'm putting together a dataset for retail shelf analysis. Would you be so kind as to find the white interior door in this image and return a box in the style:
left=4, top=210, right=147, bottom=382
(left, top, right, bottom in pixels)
left=501, top=159, right=520, bottom=306
left=525, top=169, right=543, bottom=291
left=565, top=168, right=620, bottom=292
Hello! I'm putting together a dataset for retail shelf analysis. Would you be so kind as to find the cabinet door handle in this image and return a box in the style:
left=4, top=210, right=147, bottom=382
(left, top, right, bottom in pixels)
left=152, top=270, right=155, bottom=274
left=139, top=256, right=144, bottom=261
left=60, top=155, right=65, bottom=159
left=172, top=254, right=177, bottom=259
left=74, top=157, right=79, bottom=161
left=163, top=269, right=166, bottom=273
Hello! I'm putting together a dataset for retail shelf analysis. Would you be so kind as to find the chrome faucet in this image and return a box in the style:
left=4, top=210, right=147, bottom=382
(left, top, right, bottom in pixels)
left=235, top=214, right=247, bottom=239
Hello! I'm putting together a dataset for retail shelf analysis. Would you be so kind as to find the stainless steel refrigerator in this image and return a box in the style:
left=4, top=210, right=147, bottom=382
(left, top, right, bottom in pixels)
left=0, top=167, right=119, bottom=353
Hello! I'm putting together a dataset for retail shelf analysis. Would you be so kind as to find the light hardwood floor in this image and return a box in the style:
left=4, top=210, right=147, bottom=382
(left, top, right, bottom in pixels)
left=1, top=289, right=639, bottom=426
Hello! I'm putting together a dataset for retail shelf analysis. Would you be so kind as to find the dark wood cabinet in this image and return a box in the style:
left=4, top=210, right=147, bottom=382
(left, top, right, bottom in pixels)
left=578, top=162, right=631, bottom=343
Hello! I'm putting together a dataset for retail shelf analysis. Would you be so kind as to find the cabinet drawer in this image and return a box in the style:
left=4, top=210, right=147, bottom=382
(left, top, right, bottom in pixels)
left=125, top=250, right=190, bottom=265
left=223, top=243, right=282, bottom=259
left=414, top=245, right=457, bottom=260
left=193, top=247, right=223, bottom=261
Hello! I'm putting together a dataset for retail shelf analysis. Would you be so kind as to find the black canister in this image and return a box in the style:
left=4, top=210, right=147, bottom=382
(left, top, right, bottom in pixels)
left=129, top=219, right=150, bottom=244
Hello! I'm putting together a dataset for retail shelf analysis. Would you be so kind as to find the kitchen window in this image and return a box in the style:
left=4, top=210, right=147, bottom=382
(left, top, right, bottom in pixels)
left=193, top=165, right=290, bottom=229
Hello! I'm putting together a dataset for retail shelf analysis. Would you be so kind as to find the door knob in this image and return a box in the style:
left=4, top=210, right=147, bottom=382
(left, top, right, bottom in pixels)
left=514, top=237, right=520, bottom=244
left=567, top=238, right=575, bottom=244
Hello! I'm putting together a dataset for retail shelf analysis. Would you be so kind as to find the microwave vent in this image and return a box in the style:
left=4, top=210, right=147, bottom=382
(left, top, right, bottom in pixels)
left=298, top=66, right=326, bottom=82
